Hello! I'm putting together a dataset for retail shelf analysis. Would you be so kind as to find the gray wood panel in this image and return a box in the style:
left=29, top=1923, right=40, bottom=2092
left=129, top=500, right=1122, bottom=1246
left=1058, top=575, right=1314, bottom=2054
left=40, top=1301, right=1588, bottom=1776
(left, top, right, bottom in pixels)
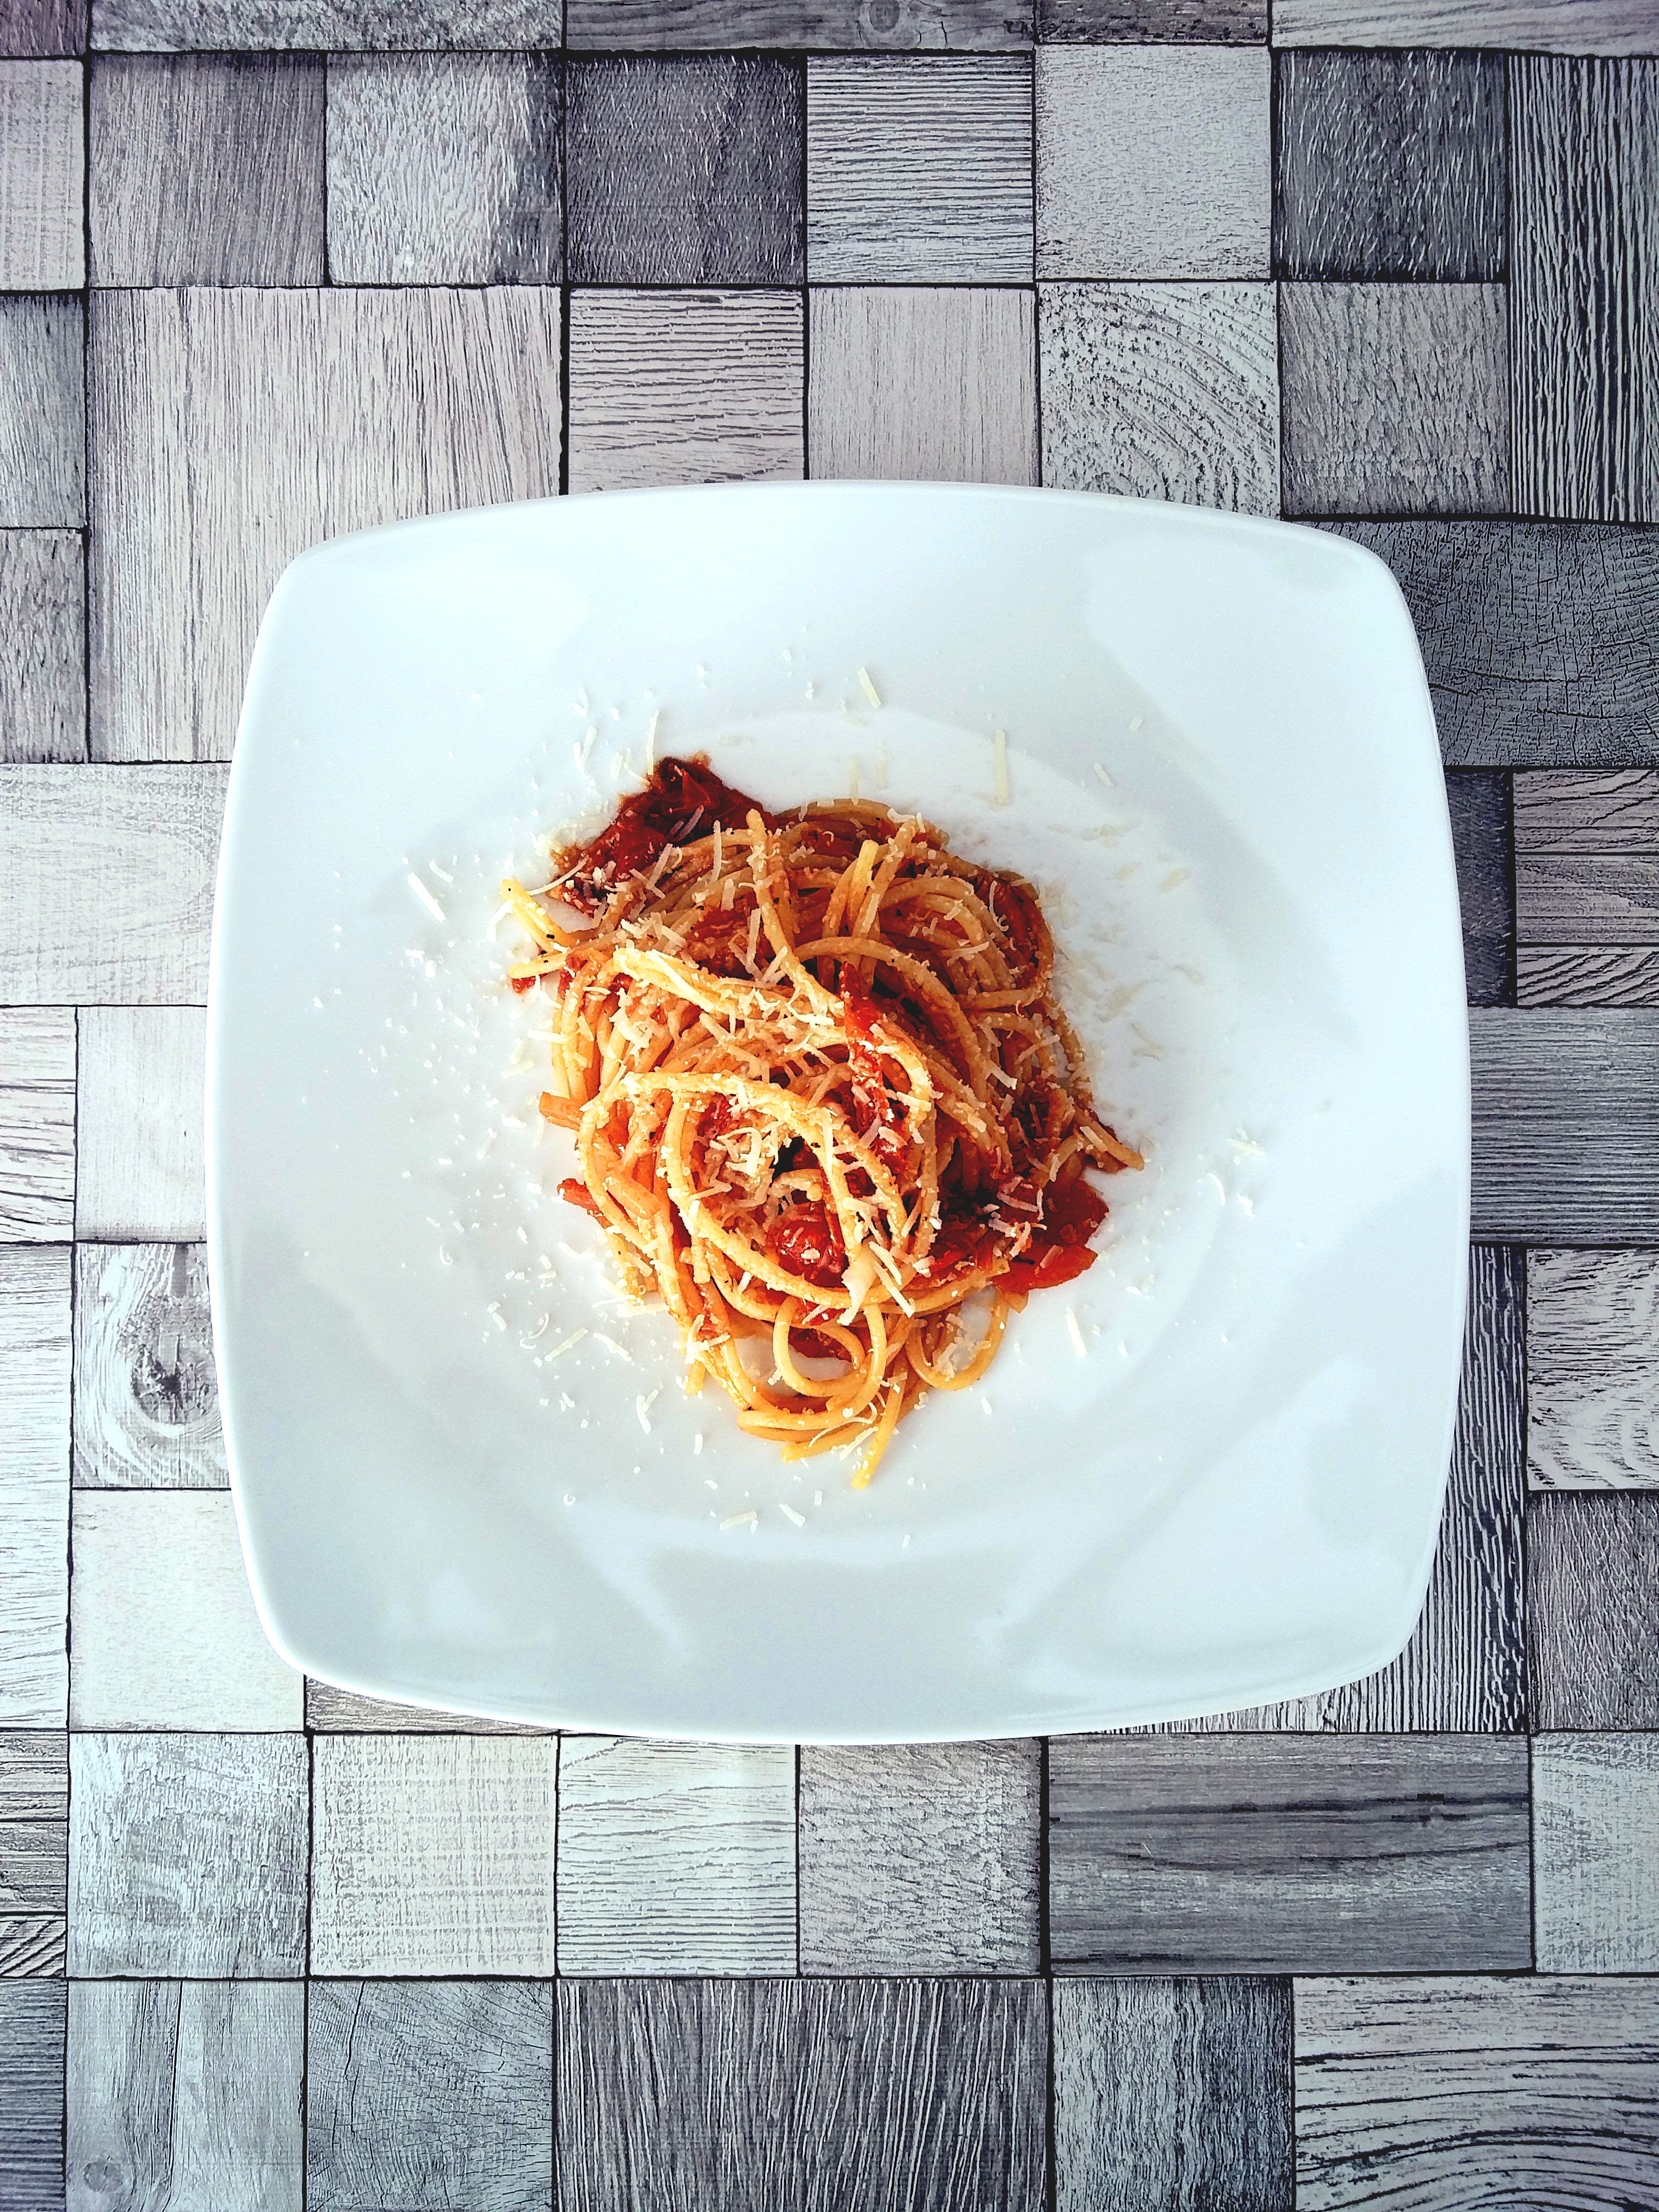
left=1517, top=854, right=1659, bottom=942
left=0, top=1915, right=64, bottom=1975
left=0, top=1008, right=74, bottom=1243
left=0, top=1732, right=66, bottom=1819
left=93, top=0, right=564, bottom=44
left=1049, top=1736, right=1531, bottom=1972
left=304, top=1678, right=547, bottom=1733
left=90, top=54, right=323, bottom=285
left=0, top=531, right=84, bottom=763
left=2, top=0, right=86, bottom=54
left=76, top=1009, right=207, bottom=1243
left=0, top=60, right=83, bottom=289
left=1276, top=0, right=1659, bottom=48
left=0, top=295, right=82, bottom=528
left=1515, top=768, right=1659, bottom=850
left=1528, top=1490, right=1659, bottom=1727
left=1511, top=56, right=1657, bottom=523
left=0, top=1984, right=65, bottom=2212
left=557, top=1978, right=1047, bottom=2212
left=1519, top=945, right=1659, bottom=1004
left=798, top=1740, right=1040, bottom=1974
left=326, top=54, right=560, bottom=286
left=72, top=1244, right=225, bottom=1488
left=68, top=1981, right=304, bottom=2212
left=569, top=1, right=1034, bottom=45
left=1294, top=1974, right=1659, bottom=2210
left=1052, top=1978, right=1291, bottom=2212
left=1446, top=769, right=1514, bottom=1004
left=1528, top=1248, right=1659, bottom=1487
left=1038, top=0, right=1264, bottom=37
left=1470, top=1008, right=1659, bottom=1243
left=0, top=1736, right=66, bottom=1970
left=0, top=1813, right=65, bottom=1911
left=1534, top=1732, right=1659, bottom=1972
left=1275, top=52, right=1503, bottom=283
left=1280, top=283, right=1508, bottom=515
left=0, top=1246, right=69, bottom=1729
left=307, top=1980, right=554, bottom=2212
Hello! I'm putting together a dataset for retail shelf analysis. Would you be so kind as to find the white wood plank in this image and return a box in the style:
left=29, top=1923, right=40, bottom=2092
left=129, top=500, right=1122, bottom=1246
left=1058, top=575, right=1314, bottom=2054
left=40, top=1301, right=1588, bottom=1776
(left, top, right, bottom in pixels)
left=1534, top=1732, right=1659, bottom=1972
left=1528, top=1249, right=1659, bottom=1487
left=76, top=1009, right=206, bottom=1242
left=0, top=1246, right=68, bottom=1728
left=0, top=1984, right=65, bottom=2210
left=0, top=1730, right=66, bottom=1818
left=0, top=294, right=82, bottom=528
left=93, top=0, right=565, bottom=47
left=72, top=1243, right=225, bottom=1488
left=1276, top=0, right=1659, bottom=49
left=0, top=61, right=83, bottom=289
left=304, top=1678, right=544, bottom=1734
left=0, top=530, right=84, bottom=763
left=0, top=1008, right=73, bottom=1243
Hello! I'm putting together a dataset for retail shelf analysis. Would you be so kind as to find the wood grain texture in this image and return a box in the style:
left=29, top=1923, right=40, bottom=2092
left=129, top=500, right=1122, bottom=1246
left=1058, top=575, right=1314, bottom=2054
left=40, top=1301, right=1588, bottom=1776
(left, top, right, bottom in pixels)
left=311, top=1735, right=556, bottom=1975
left=1470, top=1008, right=1659, bottom=1243
left=1447, top=769, right=1515, bottom=1004
left=1281, top=283, right=1509, bottom=515
left=1276, top=52, right=1503, bottom=282
left=1518, top=854, right=1659, bottom=942
left=1038, top=0, right=1264, bottom=37
left=1036, top=47, right=1268, bottom=279
left=557, top=1978, right=1047, bottom=2212
left=0, top=1247, right=69, bottom=1729
left=0, top=531, right=84, bottom=764
left=568, top=56, right=801, bottom=286
left=67, top=1981, right=303, bottom=2212
left=557, top=1736, right=794, bottom=1975
left=68, top=1733, right=308, bottom=1975
left=304, top=1679, right=546, bottom=1733
left=89, top=290, right=561, bottom=761
left=0, top=1733, right=66, bottom=1820
left=1516, top=767, right=1659, bottom=849
left=0, top=295, right=82, bottom=528
left=72, top=1244, right=224, bottom=1488
left=1049, top=1736, right=1532, bottom=1972
left=568, top=288, right=803, bottom=493
left=1528, top=1248, right=1659, bottom=1487
left=1294, top=1974, right=1659, bottom=2210
left=90, top=54, right=323, bottom=285
left=0, top=1008, right=74, bottom=1243
left=569, top=0, right=1034, bottom=45
left=0, top=61, right=83, bottom=288
left=0, top=1916, right=65, bottom=1975
left=799, top=1740, right=1040, bottom=1974
left=0, top=1813, right=65, bottom=1912
left=327, top=54, right=560, bottom=286
left=3, top=0, right=86, bottom=55
left=76, top=1010, right=207, bottom=1242
left=1278, top=0, right=1659, bottom=46
left=1037, top=282, right=1278, bottom=514
left=1511, top=57, right=1658, bottom=523
left=1519, top=944, right=1659, bottom=1004
left=0, top=1984, right=65, bottom=2211
left=1052, top=1978, right=1291, bottom=2212
left=92, top=0, right=565, bottom=45
left=1528, top=1490, right=1659, bottom=1726
left=808, top=54, right=1029, bottom=282
left=1534, top=1732, right=1659, bottom=1971
left=307, top=1980, right=553, bottom=2212
left=808, top=285, right=1036, bottom=484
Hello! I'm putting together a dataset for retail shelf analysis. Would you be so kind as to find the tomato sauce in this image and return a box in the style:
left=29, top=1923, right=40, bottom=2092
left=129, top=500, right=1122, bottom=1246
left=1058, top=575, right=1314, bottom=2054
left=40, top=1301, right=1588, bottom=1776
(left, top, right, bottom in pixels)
left=559, top=1178, right=601, bottom=1220
left=766, top=1201, right=845, bottom=1289
left=842, top=983, right=908, bottom=1165
left=557, top=755, right=773, bottom=914
left=1000, top=1172, right=1109, bottom=1293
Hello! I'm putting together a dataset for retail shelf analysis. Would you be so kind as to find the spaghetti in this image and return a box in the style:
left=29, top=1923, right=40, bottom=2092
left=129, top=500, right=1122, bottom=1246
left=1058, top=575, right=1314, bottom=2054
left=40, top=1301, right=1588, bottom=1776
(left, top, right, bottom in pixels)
left=503, top=755, right=1143, bottom=1487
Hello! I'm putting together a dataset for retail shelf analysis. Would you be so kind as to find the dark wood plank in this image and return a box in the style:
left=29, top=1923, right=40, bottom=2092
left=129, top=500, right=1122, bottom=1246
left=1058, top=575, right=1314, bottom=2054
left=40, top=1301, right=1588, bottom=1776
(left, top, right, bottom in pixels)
left=71, top=1245, right=224, bottom=1490
left=558, top=1979, right=1046, bottom=2212
left=1515, top=768, right=1659, bottom=850
left=0, top=295, right=82, bottom=529
left=0, top=1734, right=66, bottom=1821
left=0, top=1984, right=65, bottom=2210
left=0, top=1246, right=69, bottom=1729
left=0, top=531, right=83, bottom=763
left=1280, top=283, right=1507, bottom=516
left=1049, top=1736, right=1532, bottom=1973
left=0, top=1008, right=75, bottom=1243
left=0, top=59, right=84, bottom=289
left=1511, top=57, right=1658, bottom=523
left=567, top=56, right=802, bottom=287
left=307, top=1981, right=553, bottom=2212
left=1528, top=1490, right=1659, bottom=1726
left=1039, top=0, right=1263, bottom=38
left=1, top=0, right=85, bottom=55
left=1528, top=1249, right=1659, bottom=1487
left=1469, top=1008, right=1659, bottom=1243
left=0, top=1818, right=65, bottom=1912
left=569, top=0, right=1034, bottom=45
left=1534, top=1733, right=1659, bottom=1971
left=1519, top=945, right=1659, bottom=1004
left=1447, top=770, right=1514, bottom=1004
left=0, top=1916, right=64, bottom=1975
left=1517, top=854, right=1659, bottom=943
left=305, top=1678, right=546, bottom=1733
left=1053, top=1979, right=1290, bottom=2212
left=92, top=0, right=564, bottom=45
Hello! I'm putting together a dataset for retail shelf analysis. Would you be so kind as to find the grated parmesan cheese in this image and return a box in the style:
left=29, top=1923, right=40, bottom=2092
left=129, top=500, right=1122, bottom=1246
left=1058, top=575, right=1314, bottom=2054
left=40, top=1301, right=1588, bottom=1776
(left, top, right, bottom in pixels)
left=548, top=1328, right=588, bottom=1358
left=592, top=1331, right=631, bottom=1359
left=693, top=1434, right=705, bottom=1456
left=779, top=1502, right=806, bottom=1527
left=645, top=710, right=659, bottom=770
left=722, top=1511, right=759, bottom=1531
left=857, top=666, right=881, bottom=709
left=993, top=729, right=1009, bottom=807
left=1065, top=1308, right=1088, bottom=1359
left=408, top=873, right=446, bottom=923
left=636, top=1388, right=659, bottom=1434
left=487, top=1303, right=507, bottom=1333
left=427, top=862, right=454, bottom=884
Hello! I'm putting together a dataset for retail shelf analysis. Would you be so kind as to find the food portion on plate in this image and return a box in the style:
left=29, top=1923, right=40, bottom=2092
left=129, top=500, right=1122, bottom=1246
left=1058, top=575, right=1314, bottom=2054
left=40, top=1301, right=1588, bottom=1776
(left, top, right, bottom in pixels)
left=501, top=755, right=1143, bottom=1488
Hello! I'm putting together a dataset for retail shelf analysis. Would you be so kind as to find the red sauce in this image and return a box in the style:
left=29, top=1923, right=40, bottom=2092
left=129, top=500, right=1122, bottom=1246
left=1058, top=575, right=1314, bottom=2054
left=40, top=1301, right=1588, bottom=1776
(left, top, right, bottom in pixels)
left=766, top=1201, right=845, bottom=1289
left=843, top=983, right=908, bottom=1164
left=509, top=973, right=539, bottom=994
left=979, top=871, right=1044, bottom=977
left=559, top=1178, right=601, bottom=1220
left=1000, top=1173, right=1109, bottom=1293
left=913, top=1210, right=990, bottom=1281
left=557, top=755, right=773, bottom=914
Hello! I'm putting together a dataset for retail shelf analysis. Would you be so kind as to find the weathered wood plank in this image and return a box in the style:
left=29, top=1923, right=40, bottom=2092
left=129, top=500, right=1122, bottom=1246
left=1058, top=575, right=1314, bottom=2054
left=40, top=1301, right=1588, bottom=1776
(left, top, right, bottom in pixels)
left=1528, top=1249, right=1659, bottom=1487
left=93, top=0, right=564, bottom=45
left=809, top=286, right=1036, bottom=485
left=0, top=1916, right=65, bottom=1976
left=0, top=531, right=84, bottom=764
left=1276, top=52, right=1503, bottom=283
left=1519, top=945, right=1659, bottom=1004
left=0, top=295, right=82, bottom=528
left=311, top=1736, right=556, bottom=1975
left=570, top=0, right=1033, bottom=45
left=72, top=1244, right=224, bottom=1488
left=1049, top=1736, right=1531, bottom=1973
left=1053, top=1978, right=1291, bottom=2212
left=1534, top=1733, right=1659, bottom=1972
left=557, top=1737, right=794, bottom=1975
left=1516, top=854, right=1659, bottom=943
left=1281, top=283, right=1508, bottom=515
left=0, top=1817, right=64, bottom=1913
left=304, top=1679, right=546, bottom=1734
left=1470, top=1008, right=1659, bottom=1243
left=3, top=1, right=85, bottom=55
left=557, top=1979, right=1046, bottom=2212
left=568, top=289, right=803, bottom=495
left=1294, top=1974, right=1659, bottom=2210
left=0, top=1008, right=74, bottom=1243
left=1035, top=47, right=1267, bottom=279
left=0, top=61, right=83, bottom=289
left=1511, top=57, right=1658, bottom=523
left=1038, top=0, right=1264, bottom=38
left=1037, top=282, right=1278, bottom=514
left=0, top=1247, right=68, bottom=1729
left=1528, top=1491, right=1659, bottom=1727
left=1276, top=0, right=1659, bottom=48
left=1515, top=768, right=1659, bottom=851
left=67, top=1733, right=307, bottom=1975
left=0, top=1984, right=65, bottom=2207
left=307, top=1981, right=552, bottom=2212
left=1447, top=769, right=1514, bottom=1004
left=76, top=1010, right=207, bottom=1243
left=799, top=1740, right=1040, bottom=1974
left=0, top=1734, right=66, bottom=1821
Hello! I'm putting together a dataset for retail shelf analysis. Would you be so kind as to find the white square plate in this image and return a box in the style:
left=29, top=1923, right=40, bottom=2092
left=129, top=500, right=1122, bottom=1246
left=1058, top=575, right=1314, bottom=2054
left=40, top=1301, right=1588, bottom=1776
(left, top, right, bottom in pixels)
left=209, top=483, right=1469, bottom=1743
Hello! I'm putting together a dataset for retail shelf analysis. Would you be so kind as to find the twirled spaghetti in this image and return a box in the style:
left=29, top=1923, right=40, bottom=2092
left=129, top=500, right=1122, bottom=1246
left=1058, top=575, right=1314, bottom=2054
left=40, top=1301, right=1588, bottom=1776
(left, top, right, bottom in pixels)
left=502, top=756, right=1143, bottom=1487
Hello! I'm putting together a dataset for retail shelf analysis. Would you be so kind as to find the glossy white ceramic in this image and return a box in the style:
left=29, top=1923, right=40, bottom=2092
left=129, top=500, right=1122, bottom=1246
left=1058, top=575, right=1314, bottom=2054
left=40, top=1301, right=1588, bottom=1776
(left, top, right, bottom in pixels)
left=208, top=482, right=1469, bottom=1742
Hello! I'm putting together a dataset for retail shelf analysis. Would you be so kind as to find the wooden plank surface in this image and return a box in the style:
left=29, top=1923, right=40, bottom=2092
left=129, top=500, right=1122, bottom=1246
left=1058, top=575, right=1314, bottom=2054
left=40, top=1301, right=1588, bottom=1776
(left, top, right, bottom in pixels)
left=557, top=1978, right=1047, bottom=2212
left=68, top=1981, right=304, bottom=2212
left=1528, top=1248, right=1659, bottom=1487
left=0, top=295, right=82, bottom=528
left=1516, top=854, right=1659, bottom=942
left=1511, top=56, right=1657, bottom=523
left=573, top=0, right=1033, bottom=41
left=0, top=1813, right=65, bottom=1911
left=568, top=289, right=803, bottom=494
left=798, top=1740, right=1040, bottom=1974
left=808, top=286, right=1036, bottom=485
left=1446, top=770, right=1514, bottom=1004
left=1049, top=1736, right=1532, bottom=1973
left=326, top=54, right=560, bottom=286
left=1470, top=1008, right=1659, bottom=1242
left=1534, top=1732, right=1659, bottom=1971
left=307, top=1980, right=553, bottom=2212
left=2, top=0, right=86, bottom=54
left=0, top=1008, right=74, bottom=1243
left=68, top=1732, right=308, bottom=1975
left=1528, top=1490, right=1659, bottom=1726
left=0, top=1915, right=65, bottom=1975
left=0, top=1247, right=68, bottom=1729
left=0, top=1737, right=65, bottom=1973
left=1276, top=0, right=1659, bottom=48
left=304, top=1679, right=546, bottom=1733
left=0, top=531, right=84, bottom=763
left=0, top=61, right=83, bottom=289
left=1281, top=283, right=1508, bottom=515
left=0, top=1732, right=66, bottom=1820
left=93, top=0, right=565, bottom=45
left=0, top=1984, right=65, bottom=2211
left=1294, top=1974, right=1659, bottom=2210
left=1038, top=0, right=1265, bottom=38
left=1037, top=282, right=1278, bottom=514
left=1275, top=52, right=1503, bottom=282
left=557, top=1736, right=794, bottom=1975
left=72, top=1244, right=225, bottom=1488
left=1515, top=768, right=1659, bottom=849
left=1052, top=1978, right=1291, bottom=2212
left=76, top=1010, right=207, bottom=1242
left=1519, top=944, right=1659, bottom=1004
left=1035, top=46, right=1268, bottom=279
